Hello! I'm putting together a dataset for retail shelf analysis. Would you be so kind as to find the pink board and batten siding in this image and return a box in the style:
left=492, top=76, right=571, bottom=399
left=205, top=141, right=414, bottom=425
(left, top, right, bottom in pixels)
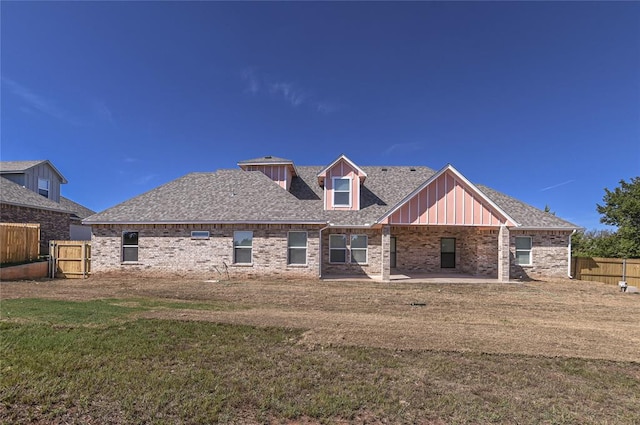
left=245, top=165, right=291, bottom=191
left=323, top=159, right=362, bottom=211
left=385, top=170, right=512, bottom=226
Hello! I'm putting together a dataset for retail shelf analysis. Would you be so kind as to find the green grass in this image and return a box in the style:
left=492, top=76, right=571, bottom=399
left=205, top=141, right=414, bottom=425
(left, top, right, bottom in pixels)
left=1, top=298, right=639, bottom=424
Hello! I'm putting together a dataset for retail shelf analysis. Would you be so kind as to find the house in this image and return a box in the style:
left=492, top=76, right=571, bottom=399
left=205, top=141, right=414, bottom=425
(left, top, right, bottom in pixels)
left=84, top=155, right=579, bottom=281
left=0, top=160, right=95, bottom=252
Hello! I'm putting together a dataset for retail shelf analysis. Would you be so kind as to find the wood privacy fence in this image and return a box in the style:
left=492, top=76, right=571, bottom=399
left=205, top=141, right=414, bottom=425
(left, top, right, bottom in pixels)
left=49, top=240, right=91, bottom=279
left=573, top=257, right=640, bottom=286
left=1, top=223, right=40, bottom=264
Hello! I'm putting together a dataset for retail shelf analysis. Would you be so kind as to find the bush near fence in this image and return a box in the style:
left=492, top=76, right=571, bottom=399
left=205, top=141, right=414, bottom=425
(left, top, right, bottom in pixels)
left=0, top=223, right=40, bottom=265
left=573, top=257, right=640, bottom=286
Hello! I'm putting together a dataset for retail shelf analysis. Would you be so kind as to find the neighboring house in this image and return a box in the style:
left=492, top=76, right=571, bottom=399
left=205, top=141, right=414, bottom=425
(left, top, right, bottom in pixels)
left=0, top=160, right=95, bottom=252
left=84, top=154, right=580, bottom=281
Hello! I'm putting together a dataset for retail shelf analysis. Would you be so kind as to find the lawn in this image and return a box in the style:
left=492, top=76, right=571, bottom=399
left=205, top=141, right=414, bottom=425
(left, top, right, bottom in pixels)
left=1, top=277, right=639, bottom=424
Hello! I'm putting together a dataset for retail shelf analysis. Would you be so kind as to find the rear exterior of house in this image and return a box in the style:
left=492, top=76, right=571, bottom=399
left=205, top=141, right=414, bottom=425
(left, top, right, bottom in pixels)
left=85, top=155, right=579, bottom=281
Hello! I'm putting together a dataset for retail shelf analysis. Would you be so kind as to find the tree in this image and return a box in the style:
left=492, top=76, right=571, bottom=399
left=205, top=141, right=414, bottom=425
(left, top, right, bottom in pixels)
left=543, top=205, right=555, bottom=215
left=596, top=177, right=640, bottom=258
left=571, top=229, right=619, bottom=258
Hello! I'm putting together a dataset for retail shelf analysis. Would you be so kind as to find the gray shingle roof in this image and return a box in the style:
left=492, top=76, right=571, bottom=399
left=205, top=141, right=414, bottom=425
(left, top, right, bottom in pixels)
left=0, top=177, right=70, bottom=213
left=85, top=162, right=580, bottom=229
left=238, top=156, right=294, bottom=165
left=60, top=196, right=96, bottom=219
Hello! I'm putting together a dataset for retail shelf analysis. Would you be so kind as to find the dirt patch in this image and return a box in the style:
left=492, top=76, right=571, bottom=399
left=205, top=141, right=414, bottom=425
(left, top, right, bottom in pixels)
left=2, top=276, right=638, bottom=362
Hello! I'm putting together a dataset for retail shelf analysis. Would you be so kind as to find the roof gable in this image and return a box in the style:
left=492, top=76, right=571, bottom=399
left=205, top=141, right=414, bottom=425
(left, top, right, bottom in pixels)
left=0, top=177, right=70, bottom=213
left=0, top=160, right=68, bottom=184
left=317, top=154, right=367, bottom=186
left=378, top=164, right=518, bottom=226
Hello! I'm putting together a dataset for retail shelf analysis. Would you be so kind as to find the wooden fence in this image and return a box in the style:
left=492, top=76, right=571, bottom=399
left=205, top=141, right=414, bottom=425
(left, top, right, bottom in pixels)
left=573, top=257, right=640, bottom=286
left=49, top=240, right=91, bottom=279
left=1, top=223, right=40, bottom=264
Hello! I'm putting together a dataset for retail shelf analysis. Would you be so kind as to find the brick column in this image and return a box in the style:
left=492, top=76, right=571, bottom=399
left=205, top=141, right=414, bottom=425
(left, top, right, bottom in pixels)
left=497, top=225, right=510, bottom=282
left=381, top=225, right=391, bottom=282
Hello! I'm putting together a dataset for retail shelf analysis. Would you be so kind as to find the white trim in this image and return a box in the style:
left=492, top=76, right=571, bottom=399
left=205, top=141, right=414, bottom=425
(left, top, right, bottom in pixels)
left=287, top=230, right=308, bottom=265
left=233, top=230, right=253, bottom=264
left=515, top=236, right=533, bottom=266
left=332, top=176, right=352, bottom=208
left=350, top=234, right=368, bottom=264
left=317, top=154, right=367, bottom=179
left=329, top=234, right=347, bottom=263
left=121, top=230, right=139, bottom=263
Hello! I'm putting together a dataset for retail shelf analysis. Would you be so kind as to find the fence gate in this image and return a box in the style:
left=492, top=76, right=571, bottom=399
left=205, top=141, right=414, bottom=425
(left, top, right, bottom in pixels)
left=49, top=240, right=91, bottom=279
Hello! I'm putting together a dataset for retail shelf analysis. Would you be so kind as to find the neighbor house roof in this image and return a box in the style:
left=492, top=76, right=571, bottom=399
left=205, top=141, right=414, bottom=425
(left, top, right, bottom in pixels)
left=84, top=161, right=579, bottom=230
left=0, top=160, right=68, bottom=184
left=60, top=196, right=96, bottom=220
left=0, top=177, right=70, bottom=213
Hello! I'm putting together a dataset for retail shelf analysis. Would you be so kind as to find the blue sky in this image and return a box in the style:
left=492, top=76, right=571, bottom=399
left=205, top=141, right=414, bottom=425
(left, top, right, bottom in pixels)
left=1, top=1, right=638, bottom=230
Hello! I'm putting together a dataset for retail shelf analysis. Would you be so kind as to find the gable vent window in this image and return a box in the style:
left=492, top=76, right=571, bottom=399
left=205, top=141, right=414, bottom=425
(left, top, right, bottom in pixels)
left=333, top=177, right=351, bottom=207
left=122, top=232, right=139, bottom=262
left=38, top=178, right=50, bottom=198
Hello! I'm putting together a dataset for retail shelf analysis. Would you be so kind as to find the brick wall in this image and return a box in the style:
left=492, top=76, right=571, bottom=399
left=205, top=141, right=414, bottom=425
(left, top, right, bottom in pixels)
left=321, top=228, right=382, bottom=276
left=91, top=224, right=321, bottom=279
left=510, top=230, right=571, bottom=279
left=0, top=203, right=70, bottom=253
left=389, top=226, right=500, bottom=277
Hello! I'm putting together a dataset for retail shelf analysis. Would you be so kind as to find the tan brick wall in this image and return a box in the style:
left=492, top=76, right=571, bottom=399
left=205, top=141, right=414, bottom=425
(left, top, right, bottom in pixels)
left=321, top=228, right=382, bottom=276
left=389, top=226, right=500, bottom=277
left=510, top=230, right=571, bottom=279
left=91, top=224, right=321, bottom=279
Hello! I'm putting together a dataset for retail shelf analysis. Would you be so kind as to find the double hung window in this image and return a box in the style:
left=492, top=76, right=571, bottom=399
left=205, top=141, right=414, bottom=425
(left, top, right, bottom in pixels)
left=515, top=236, right=532, bottom=265
left=287, top=231, right=307, bottom=265
left=234, top=231, right=253, bottom=264
left=122, top=232, right=139, bottom=262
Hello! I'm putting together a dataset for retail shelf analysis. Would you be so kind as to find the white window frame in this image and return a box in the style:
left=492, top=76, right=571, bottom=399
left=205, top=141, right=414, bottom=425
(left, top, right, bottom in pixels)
left=287, top=231, right=308, bottom=265
left=350, top=234, right=368, bottom=264
left=233, top=231, right=253, bottom=264
left=122, top=231, right=139, bottom=263
left=191, top=231, right=210, bottom=240
left=38, top=178, right=50, bottom=198
left=515, top=236, right=532, bottom=266
left=332, top=176, right=352, bottom=207
left=329, top=234, right=347, bottom=263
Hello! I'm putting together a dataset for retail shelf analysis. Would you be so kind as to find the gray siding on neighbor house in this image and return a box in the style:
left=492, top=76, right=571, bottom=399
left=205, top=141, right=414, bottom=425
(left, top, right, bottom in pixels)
left=20, top=162, right=63, bottom=202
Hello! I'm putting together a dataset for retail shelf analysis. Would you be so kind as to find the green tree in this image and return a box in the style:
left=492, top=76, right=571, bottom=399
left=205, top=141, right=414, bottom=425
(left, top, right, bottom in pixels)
left=571, top=229, right=619, bottom=258
left=596, top=177, right=640, bottom=258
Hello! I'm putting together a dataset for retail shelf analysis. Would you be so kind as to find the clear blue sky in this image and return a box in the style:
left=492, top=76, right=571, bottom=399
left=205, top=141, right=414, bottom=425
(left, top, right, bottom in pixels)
left=1, top=1, right=638, bottom=230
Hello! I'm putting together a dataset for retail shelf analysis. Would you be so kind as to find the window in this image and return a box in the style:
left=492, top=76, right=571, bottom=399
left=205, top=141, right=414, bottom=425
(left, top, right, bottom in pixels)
left=191, top=231, right=210, bottom=239
left=515, top=237, right=532, bottom=265
left=350, top=235, right=368, bottom=264
left=38, top=178, right=50, bottom=198
left=122, top=232, right=139, bottom=262
left=288, top=231, right=307, bottom=265
left=333, top=177, right=351, bottom=207
left=234, top=231, right=253, bottom=264
left=329, top=234, right=347, bottom=263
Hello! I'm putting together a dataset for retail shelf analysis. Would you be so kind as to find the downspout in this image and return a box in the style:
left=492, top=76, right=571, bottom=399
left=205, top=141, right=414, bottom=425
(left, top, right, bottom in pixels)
left=568, top=229, right=577, bottom=279
left=318, top=224, right=331, bottom=278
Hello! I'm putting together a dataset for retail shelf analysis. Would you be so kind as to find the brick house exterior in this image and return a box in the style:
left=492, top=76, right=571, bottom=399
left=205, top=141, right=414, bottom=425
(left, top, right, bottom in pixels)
left=1, top=161, right=95, bottom=254
left=85, top=155, right=579, bottom=281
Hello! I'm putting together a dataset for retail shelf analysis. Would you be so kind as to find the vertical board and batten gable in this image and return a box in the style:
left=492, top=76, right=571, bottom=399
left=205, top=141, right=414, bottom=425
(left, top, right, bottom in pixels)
left=382, top=167, right=515, bottom=226
left=244, top=165, right=291, bottom=191
left=317, top=155, right=367, bottom=211
left=0, top=161, right=66, bottom=203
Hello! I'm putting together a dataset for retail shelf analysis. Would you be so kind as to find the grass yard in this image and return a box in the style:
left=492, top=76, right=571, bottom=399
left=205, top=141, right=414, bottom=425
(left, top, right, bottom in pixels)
left=1, top=277, right=639, bottom=424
